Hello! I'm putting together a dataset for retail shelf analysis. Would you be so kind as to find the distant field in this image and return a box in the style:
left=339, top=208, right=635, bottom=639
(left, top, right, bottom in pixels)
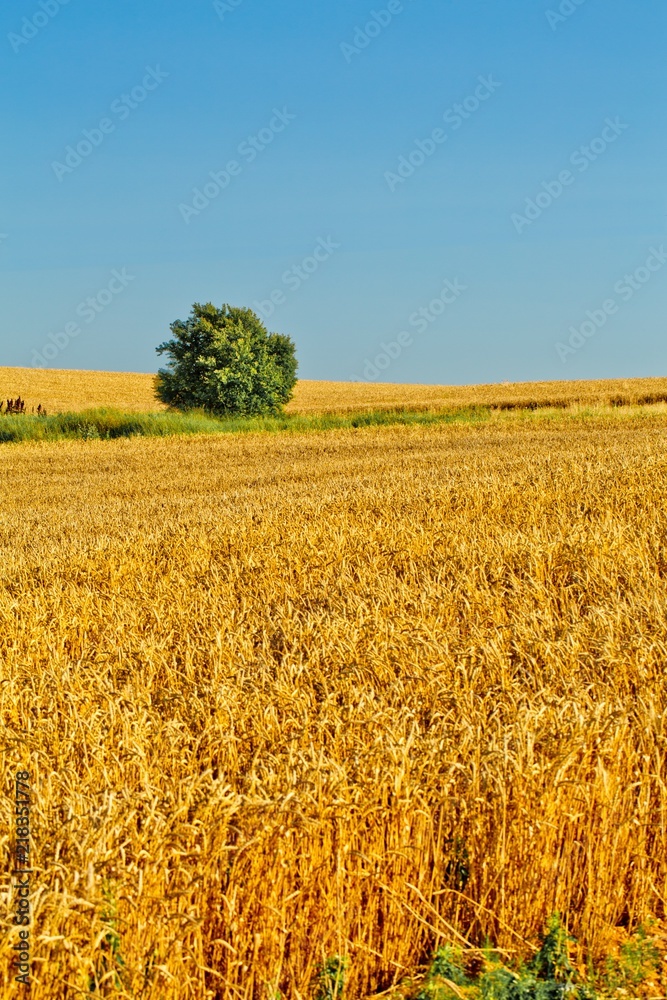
left=2, top=365, right=667, bottom=416
left=0, top=367, right=163, bottom=413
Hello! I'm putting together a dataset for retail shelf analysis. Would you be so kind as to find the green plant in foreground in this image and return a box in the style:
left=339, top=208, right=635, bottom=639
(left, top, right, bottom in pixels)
left=416, top=942, right=470, bottom=999
left=87, top=882, right=127, bottom=996
left=528, top=912, right=576, bottom=984
left=315, top=955, right=348, bottom=999
left=417, top=915, right=596, bottom=1000
left=602, top=922, right=661, bottom=992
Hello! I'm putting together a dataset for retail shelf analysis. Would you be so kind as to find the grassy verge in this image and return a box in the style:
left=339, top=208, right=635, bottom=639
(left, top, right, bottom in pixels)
left=1, top=401, right=666, bottom=444
left=0, top=405, right=490, bottom=443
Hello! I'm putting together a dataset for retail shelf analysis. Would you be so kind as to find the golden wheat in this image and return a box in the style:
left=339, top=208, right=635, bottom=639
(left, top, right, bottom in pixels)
left=0, top=367, right=164, bottom=414
left=3, top=366, right=667, bottom=416
left=1, top=403, right=667, bottom=998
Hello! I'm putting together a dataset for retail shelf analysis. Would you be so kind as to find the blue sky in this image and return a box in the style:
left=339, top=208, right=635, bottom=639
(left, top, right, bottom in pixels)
left=1, top=0, right=665, bottom=384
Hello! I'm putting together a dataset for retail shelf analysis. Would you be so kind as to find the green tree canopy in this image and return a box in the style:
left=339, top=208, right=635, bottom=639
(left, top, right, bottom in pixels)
left=155, top=302, right=298, bottom=416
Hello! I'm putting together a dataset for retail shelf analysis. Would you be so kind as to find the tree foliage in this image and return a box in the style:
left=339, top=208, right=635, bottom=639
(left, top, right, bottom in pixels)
left=155, top=302, right=298, bottom=416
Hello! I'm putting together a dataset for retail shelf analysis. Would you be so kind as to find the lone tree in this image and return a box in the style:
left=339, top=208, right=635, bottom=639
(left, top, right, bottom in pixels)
left=155, top=302, right=298, bottom=416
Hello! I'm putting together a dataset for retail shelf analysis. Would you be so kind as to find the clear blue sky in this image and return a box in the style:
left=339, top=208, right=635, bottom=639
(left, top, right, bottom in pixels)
left=1, top=0, right=665, bottom=383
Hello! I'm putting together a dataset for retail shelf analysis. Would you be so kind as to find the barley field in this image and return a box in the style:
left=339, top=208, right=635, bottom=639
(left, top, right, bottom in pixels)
left=1, top=379, right=667, bottom=998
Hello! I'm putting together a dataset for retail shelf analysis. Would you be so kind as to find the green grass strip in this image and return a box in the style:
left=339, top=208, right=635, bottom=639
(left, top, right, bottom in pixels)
left=2, top=398, right=666, bottom=444
left=0, top=405, right=490, bottom=443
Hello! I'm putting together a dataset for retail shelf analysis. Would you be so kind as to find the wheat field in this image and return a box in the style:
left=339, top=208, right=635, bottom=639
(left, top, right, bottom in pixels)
left=3, top=366, right=667, bottom=416
left=1, top=387, right=667, bottom=998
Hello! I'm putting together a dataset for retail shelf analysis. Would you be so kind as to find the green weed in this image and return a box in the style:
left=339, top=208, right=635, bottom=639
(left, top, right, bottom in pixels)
left=415, top=916, right=607, bottom=1000
left=315, top=955, right=348, bottom=999
left=87, top=882, right=127, bottom=996
left=602, top=923, right=661, bottom=992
